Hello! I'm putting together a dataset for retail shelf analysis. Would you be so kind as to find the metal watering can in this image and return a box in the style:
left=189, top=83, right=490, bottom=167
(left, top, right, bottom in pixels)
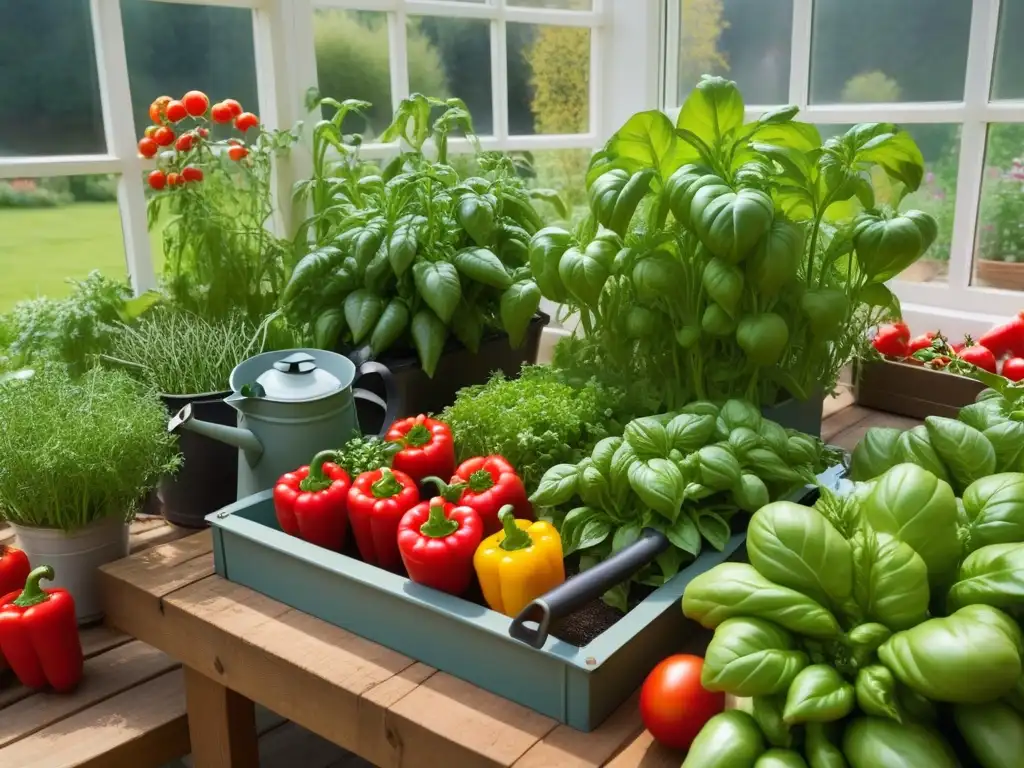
left=168, top=349, right=399, bottom=499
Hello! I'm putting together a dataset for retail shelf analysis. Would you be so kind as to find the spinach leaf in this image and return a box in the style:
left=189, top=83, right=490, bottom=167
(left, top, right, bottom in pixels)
left=701, top=617, right=809, bottom=697
left=924, top=416, right=996, bottom=493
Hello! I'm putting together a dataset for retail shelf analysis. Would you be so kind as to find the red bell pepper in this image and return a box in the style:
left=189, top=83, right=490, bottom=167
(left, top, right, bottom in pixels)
left=426, top=455, right=533, bottom=536
left=347, top=468, right=420, bottom=570
left=273, top=451, right=351, bottom=551
left=0, top=544, right=31, bottom=597
left=980, top=316, right=1024, bottom=359
left=0, top=565, right=83, bottom=692
left=397, top=497, right=483, bottom=595
left=386, top=415, right=456, bottom=483
left=871, top=322, right=910, bottom=358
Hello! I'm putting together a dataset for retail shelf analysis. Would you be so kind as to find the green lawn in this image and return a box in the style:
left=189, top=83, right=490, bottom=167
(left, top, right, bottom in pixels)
left=0, top=202, right=164, bottom=313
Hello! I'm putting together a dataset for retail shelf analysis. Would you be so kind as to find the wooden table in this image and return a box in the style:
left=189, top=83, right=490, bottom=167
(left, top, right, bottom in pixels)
left=98, top=530, right=680, bottom=768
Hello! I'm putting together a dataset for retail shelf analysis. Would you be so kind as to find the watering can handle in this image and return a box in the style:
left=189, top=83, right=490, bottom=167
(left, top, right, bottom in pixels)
left=353, top=361, right=401, bottom=437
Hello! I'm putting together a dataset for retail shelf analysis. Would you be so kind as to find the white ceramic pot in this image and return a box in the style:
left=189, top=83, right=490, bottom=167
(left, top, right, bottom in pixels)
left=10, top=516, right=129, bottom=625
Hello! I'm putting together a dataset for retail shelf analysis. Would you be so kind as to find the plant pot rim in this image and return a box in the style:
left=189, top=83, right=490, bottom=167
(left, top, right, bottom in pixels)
left=159, top=389, right=232, bottom=403
left=8, top=515, right=129, bottom=538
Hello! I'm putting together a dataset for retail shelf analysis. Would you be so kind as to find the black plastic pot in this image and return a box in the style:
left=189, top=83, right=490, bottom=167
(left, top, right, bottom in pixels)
left=349, top=312, right=550, bottom=434
left=159, top=392, right=238, bottom=529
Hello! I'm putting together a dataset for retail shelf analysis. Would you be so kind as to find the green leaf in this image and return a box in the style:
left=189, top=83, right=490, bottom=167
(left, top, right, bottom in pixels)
left=843, top=718, right=957, bottom=768
left=855, top=129, right=926, bottom=192
left=456, top=192, right=496, bottom=246
left=369, top=299, right=410, bottom=356
left=608, top=110, right=690, bottom=179
left=609, top=441, right=638, bottom=508
left=895, top=425, right=950, bottom=484
left=314, top=308, right=346, bottom=349
left=701, top=617, right=808, bottom=697
left=702, top=258, right=745, bottom=317
left=528, top=188, right=568, bottom=219
left=696, top=444, right=742, bottom=491
left=388, top=225, right=418, bottom=277
left=693, top=186, right=775, bottom=263
left=750, top=697, right=793, bottom=750
left=855, top=665, right=902, bottom=722
left=982, top=420, right=1024, bottom=473
left=624, top=416, right=672, bottom=459
left=453, top=247, right=512, bottom=289
left=732, top=472, right=770, bottom=513
left=682, top=712, right=766, bottom=768
left=804, top=723, right=846, bottom=768
left=948, top=542, right=1024, bottom=611
left=860, top=282, right=902, bottom=319
left=530, top=464, right=579, bottom=507
left=612, top=522, right=642, bottom=554
left=924, top=416, right=997, bottom=494
left=746, top=218, right=804, bottom=298
left=851, top=529, right=930, bottom=631
left=413, top=260, right=462, bottom=324
left=849, top=427, right=902, bottom=481
left=961, top=473, right=1024, bottom=551
left=500, top=280, right=541, bottom=348
left=628, top=458, right=685, bottom=522
left=666, top=413, right=716, bottom=453
left=666, top=513, right=701, bottom=556
left=560, top=507, right=611, bottom=556
left=343, top=289, right=384, bottom=345
left=450, top=301, right=484, bottom=354
left=678, top=75, right=745, bottom=151
left=782, top=665, right=855, bottom=725
left=695, top=510, right=731, bottom=552
left=410, top=308, right=447, bottom=378
left=954, top=701, right=1024, bottom=768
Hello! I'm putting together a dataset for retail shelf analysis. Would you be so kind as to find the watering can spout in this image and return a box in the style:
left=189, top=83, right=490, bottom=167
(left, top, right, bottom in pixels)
left=168, top=402, right=264, bottom=461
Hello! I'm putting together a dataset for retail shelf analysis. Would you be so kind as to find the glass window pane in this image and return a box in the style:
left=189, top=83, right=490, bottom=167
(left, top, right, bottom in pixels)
left=509, top=1, right=593, bottom=8
left=0, top=175, right=125, bottom=311
left=411, top=17, right=493, bottom=135
left=974, top=124, right=1024, bottom=290
left=0, top=0, right=105, bottom=157
left=816, top=123, right=958, bottom=285
left=508, top=23, right=590, bottom=136
left=993, top=0, right=1024, bottom=100
left=519, top=148, right=592, bottom=223
left=676, top=0, right=792, bottom=106
left=121, top=0, right=259, bottom=139
left=810, top=0, right=971, bottom=104
left=314, top=10, right=396, bottom=138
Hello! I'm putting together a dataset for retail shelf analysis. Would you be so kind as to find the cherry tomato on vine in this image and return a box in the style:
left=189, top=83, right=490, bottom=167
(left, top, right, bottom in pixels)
left=197, top=127, right=209, bottom=139
left=165, top=99, right=187, bottom=123
left=182, top=90, right=209, bottom=117
left=959, top=344, right=998, bottom=373
left=210, top=102, right=233, bottom=124
left=221, top=98, right=243, bottom=117
left=149, top=95, right=171, bottom=124
left=166, top=172, right=182, bottom=187
left=228, top=145, right=249, bottom=161
left=234, top=112, right=259, bottom=132
left=137, top=137, right=159, bottom=158
left=1003, top=357, right=1024, bottom=382
left=227, top=138, right=243, bottom=146
left=153, top=126, right=175, bottom=147
left=144, top=125, right=159, bottom=139
left=639, top=655, right=724, bottom=751
left=181, top=166, right=203, bottom=183
left=147, top=170, right=167, bottom=190
left=175, top=132, right=195, bottom=152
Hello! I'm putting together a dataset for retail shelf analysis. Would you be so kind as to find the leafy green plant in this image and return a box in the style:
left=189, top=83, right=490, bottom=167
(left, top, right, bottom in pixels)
left=283, top=94, right=562, bottom=376
left=0, top=366, right=181, bottom=530
left=532, top=76, right=936, bottom=409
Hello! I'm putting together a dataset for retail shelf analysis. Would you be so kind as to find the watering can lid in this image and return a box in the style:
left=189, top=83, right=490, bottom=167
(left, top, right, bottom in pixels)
left=252, top=352, right=342, bottom=402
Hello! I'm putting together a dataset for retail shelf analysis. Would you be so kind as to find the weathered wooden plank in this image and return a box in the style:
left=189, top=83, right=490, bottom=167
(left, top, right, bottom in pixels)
left=184, top=666, right=259, bottom=768
left=355, top=662, right=436, bottom=768
left=830, top=410, right=922, bottom=453
left=821, top=403, right=873, bottom=444
left=0, top=669, right=188, bottom=768
left=100, top=530, right=213, bottom=598
left=131, top=523, right=195, bottom=553
left=605, top=730, right=679, bottom=768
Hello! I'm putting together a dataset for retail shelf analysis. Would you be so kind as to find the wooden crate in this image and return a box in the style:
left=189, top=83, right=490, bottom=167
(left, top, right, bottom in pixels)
left=856, top=360, right=985, bottom=420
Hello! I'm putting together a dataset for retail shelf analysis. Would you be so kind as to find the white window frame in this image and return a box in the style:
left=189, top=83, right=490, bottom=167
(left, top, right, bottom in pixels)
left=663, top=0, right=1024, bottom=338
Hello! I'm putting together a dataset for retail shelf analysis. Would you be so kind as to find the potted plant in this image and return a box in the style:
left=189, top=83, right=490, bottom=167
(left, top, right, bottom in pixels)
left=0, top=366, right=180, bottom=623
left=103, top=308, right=274, bottom=528
left=976, top=160, right=1024, bottom=290
left=282, top=93, right=556, bottom=420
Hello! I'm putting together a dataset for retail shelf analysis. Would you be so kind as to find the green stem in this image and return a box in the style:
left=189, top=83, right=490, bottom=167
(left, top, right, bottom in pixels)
left=419, top=500, right=459, bottom=538
left=422, top=476, right=466, bottom=503
left=403, top=423, right=432, bottom=448
left=467, top=469, right=495, bottom=493
left=13, top=566, right=53, bottom=609
left=497, top=506, right=531, bottom=552
left=371, top=468, right=404, bottom=499
left=299, top=450, right=340, bottom=493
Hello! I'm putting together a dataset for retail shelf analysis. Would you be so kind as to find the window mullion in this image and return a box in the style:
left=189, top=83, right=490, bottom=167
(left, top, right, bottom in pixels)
left=389, top=4, right=411, bottom=113
left=491, top=0, right=509, bottom=144
left=789, top=0, right=812, bottom=109
left=662, top=0, right=679, bottom=110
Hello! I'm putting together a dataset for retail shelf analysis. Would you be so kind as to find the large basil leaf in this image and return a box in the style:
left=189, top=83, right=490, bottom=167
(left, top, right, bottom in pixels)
left=961, top=473, right=1024, bottom=551
left=369, top=299, right=410, bottom=357
left=410, top=309, right=447, bottom=378
left=733, top=472, right=770, bottom=513
left=895, top=425, right=949, bottom=485
left=412, top=260, right=462, bottom=324
left=983, top=420, right=1024, bottom=473
left=720, top=399, right=763, bottom=432
left=960, top=398, right=1008, bottom=432
left=878, top=604, right=1023, bottom=703
left=754, top=749, right=806, bottom=768
left=786, top=434, right=819, bottom=467
left=849, top=427, right=901, bottom=481
left=666, top=512, right=702, bottom=556
left=746, top=501, right=853, bottom=610
left=693, top=186, right=775, bottom=263
left=848, top=623, right=892, bottom=654
left=628, top=458, right=685, bottom=522
left=804, top=723, right=846, bottom=768
left=745, top=449, right=808, bottom=486
left=746, top=217, right=803, bottom=298
left=558, top=244, right=611, bottom=309
left=782, top=665, right=855, bottom=725
left=681, top=711, right=765, bottom=768
left=697, top=445, right=742, bottom=491
left=696, top=510, right=731, bottom=552
left=499, top=280, right=541, bottom=348
left=851, top=530, right=930, bottom=631
left=855, top=665, right=901, bottom=722
left=559, top=507, right=612, bottom=556
left=667, top=413, right=716, bottom=453
left=678, top=75, right=745, bottom=150
left=683, top=563, right=841, bottom=639
left=624, top=416, right=672, bottom=459
left=924, top=416, right=996, bottom=493
left=751, top=696, right=792, bottom=749
left=454, top=247, right=511, bottom=289
left=729, top=427, right=763, bottom=458
left=343, top=289, right=384, bottom=345
left=759, top=420, right=790, bottom=457
left=590, top=436, right=622, bottom=477
left=954, top=701, right=1024, bottom=768
left=842, top=718, right=957, bottom=768
left=948, top=542, right=1024, bottom=612
left=609, top=441, right=638, bottom=508
left=577, top=466, right=610, bottom=509
left=609, top=110, right=690, bottom=181
left=701, top=617, right=809, bottom=697
left=530, top=464, right=579, bottom=507
left=863, top=463, right=961, bottom=582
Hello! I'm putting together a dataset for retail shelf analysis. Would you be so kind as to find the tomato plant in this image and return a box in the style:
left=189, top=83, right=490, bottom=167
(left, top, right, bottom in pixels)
left=165, top=99, right=187, bottom=123
left=144, top=125, right=159, bottom=139
left=149, top=95, right=171, bottom=124
left=148, top=170, right=167, bottom=190
left=640, top=654, right=724, bottom=750
left=959, top=343, right=997, bottom=373
left=234, top=112, right=259, bottom=132
left=210, top=102, right=233, bottom=124
left=182, top=90, right=209, bottom=117
left=197, top=127, right=209, bottom=139
left=221, top=98, right=243, bottom=117
left=175, top=133, right=195, bottom=152
left=228, top=145, right=248, bottom=161
left=138, top=137, right=159, bottom=158
left=153, top=126, right=175, bottom=147
left=181, top=166, right=203, bottom=183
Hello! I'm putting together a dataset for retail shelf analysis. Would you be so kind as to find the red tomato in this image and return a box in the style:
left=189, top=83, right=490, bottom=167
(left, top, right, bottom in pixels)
left=147, top=170, right=167, bottom=190
left=1003, top=357, right=1024, bottom=382
left=871, top=323, right=910, bottom=358
left=175, top=132, right=195, bottom=152
left=144, top=125, right=159, bottom=139
left=197, top=127, right=209, bottom=139
left=960, top=344, right=998, bottom=373
left=153, top=126, right=175, bottom=147
left=137, top=137, right=159, bottom=158
left=222, top=98, right=243, bottom=117
left=210, top=102, right=234, bottom=124
left=228, top=145, right=249, bottom=161
left=166, top=172, right=182, bottom=187
left=149, top=95, right=171, bottom=124
left=640, top=655, right=724, bottom=751
left=234, top=112, right=259, bottom=132
left=181, top=166, right=203, bottom=183
left=165, top=99, right=187, bottom=123
left=182, top=90, right=209, bottom=117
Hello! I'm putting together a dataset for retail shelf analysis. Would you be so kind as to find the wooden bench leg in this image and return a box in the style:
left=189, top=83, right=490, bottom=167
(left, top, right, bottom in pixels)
left=184, top=666, right=259, bottom=768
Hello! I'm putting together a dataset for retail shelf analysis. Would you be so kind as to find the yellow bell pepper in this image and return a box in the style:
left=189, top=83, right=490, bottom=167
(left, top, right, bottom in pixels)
left=473, top=505, right=565, bottom=617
